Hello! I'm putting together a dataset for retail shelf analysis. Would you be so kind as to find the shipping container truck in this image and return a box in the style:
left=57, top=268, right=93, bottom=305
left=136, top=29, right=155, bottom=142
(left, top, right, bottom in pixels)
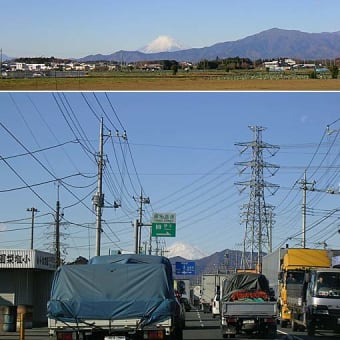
left=47, top=254, right=184, bottom=340
left=220, top=272, right=277, bottom=338
left=200, top=274, right=227, bottom=313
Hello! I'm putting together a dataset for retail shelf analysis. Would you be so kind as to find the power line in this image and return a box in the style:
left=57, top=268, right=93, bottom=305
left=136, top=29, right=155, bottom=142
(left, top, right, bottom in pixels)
left=0, top=173, right=82, bottom=193
left=0, top=120, right=95, bottom=214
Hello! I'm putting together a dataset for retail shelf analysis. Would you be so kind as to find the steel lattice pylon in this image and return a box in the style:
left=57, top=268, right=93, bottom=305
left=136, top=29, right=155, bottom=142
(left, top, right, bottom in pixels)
left=235, top=126, right=279, bottom=271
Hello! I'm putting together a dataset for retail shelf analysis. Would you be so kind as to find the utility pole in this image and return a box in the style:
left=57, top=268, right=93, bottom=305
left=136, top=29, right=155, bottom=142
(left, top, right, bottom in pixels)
left=27, top=207, right=38, bottom=250
left=0, top=48, right=2, bottom=79
left=133, top=190, right=150, bottom=254
left=94, top=118, right=104, bottom=256
left=264, top=204, right=275, bottom=253
left=54, top=181, right=64, bottom=267
left=92, top=119, right=121, bottom=256
left=299, top=171, right=315, bottom=248
left=134, top=219, right=139, bottom=254
left=55, top=199, right=61, bottom=267
left=155, top=238, right=160, bottom=256
left=235, top=126, right=279, bottom=271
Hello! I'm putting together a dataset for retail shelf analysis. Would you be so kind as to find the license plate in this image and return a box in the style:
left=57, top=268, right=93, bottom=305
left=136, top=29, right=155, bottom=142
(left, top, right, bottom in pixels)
left=243, top=319, right=255, bottom=324
left=104, top=337, right=126, bottom=340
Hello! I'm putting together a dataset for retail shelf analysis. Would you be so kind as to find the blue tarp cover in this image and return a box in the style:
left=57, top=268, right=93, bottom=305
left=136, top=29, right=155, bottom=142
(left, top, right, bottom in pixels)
left=47, top=255, right=176, bottom=326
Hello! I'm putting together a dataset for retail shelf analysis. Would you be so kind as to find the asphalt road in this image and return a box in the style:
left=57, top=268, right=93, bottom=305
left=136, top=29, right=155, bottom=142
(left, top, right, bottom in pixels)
left=185, top=308, right=284, bottom=340
left=0, top=309, right=339, bottom=340
left=185, top=307, right=340, bottom=340
left=0, top=326, right=50, bottom=340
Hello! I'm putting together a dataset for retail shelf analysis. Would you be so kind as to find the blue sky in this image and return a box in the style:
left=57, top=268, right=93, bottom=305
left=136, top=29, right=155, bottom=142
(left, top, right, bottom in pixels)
left=1, top=0, right=339, bottom=58
left=0, top=91, right=339, bottom=262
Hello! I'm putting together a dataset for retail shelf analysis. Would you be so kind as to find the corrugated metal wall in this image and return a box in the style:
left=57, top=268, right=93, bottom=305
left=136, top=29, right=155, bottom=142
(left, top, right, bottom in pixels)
left=0, top=269, right=54, bottom=326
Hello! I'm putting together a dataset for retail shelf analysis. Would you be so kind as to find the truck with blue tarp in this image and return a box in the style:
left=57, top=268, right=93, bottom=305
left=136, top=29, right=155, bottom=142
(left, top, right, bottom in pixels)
left=47, top=254, right=183, bottom=340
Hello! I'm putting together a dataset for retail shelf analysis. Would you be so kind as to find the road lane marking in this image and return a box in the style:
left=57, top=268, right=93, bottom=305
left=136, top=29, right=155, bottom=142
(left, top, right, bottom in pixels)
left=277, top=329, right=304, bottom=340
left=194, top=308, right=205, bottom=328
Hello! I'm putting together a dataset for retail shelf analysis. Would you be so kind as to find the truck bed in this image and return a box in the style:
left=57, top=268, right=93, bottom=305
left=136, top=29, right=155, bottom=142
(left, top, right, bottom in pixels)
left=48, top=316, right=172, bottom=331
left=222, top=301, right=277, bottom=317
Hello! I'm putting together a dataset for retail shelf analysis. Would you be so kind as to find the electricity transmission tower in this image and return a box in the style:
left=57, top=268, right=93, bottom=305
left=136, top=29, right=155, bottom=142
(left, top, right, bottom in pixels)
left=235, top=126, right=279, bottom=271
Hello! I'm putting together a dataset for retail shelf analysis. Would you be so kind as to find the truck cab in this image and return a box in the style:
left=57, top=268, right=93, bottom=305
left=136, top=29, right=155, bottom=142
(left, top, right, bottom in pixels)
left=278, top=269, right=305, bottom=327
left=276, top=248, right=331, bottom=328
left=289, top=267, right=340, bottom=335
left=304, top=268, right=340, bottom=334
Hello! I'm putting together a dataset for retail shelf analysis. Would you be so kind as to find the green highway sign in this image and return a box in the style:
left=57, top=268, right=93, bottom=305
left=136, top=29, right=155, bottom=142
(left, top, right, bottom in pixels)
left=152, top=222, right=176, bottom=237
left=152, top=213, right=176, bottom=237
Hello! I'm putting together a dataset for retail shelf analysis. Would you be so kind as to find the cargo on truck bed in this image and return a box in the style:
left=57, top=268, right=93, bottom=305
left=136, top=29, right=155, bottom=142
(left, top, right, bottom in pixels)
left=47, top=254, right=183, bottom=340
left=220, top=272, right=277, bottom=339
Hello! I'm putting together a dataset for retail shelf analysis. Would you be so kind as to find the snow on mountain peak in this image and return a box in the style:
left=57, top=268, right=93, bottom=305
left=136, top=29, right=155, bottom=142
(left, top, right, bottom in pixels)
left=167, top=242, right=207, bottom=260
left=140, top=35, right=185, bottom=53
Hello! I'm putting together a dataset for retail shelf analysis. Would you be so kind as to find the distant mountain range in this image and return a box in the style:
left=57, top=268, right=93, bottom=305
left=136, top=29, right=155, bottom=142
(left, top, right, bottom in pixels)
left=1, top=53, right=11, bottom=61
left=170, top=247, right=244, bottom=281
left=79, top=28, right=340, bottom=63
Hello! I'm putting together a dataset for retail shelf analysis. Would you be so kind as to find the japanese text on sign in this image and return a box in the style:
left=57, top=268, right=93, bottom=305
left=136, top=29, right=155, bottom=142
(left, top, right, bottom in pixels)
left=152, top=213, right=176, bottom=223
left=0, top=253, right=31, bottom=265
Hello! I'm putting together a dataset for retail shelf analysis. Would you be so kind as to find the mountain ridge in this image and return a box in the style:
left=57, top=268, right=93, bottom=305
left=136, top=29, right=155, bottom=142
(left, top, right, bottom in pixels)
left=79, top=28, right=340, bottom=63
left=170, top=248, right=244, bottom=280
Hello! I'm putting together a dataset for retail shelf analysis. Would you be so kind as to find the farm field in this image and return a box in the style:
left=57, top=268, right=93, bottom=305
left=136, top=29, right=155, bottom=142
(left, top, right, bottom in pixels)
left=1, top=71, right=339, bottom=91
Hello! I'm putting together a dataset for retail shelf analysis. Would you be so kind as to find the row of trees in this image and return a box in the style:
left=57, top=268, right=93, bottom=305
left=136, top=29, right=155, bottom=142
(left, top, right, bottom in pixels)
left=8, top=56, right=340, bottom=78
left=197, top=57, right=255, bottom=70
left=12, top=56, right=70, bottom=65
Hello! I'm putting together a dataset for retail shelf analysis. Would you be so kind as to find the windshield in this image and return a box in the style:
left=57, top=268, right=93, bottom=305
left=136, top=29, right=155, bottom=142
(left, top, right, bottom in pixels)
left=286, top=271, right=304, bottom=284
left=315, top=272, right=340, bottom=298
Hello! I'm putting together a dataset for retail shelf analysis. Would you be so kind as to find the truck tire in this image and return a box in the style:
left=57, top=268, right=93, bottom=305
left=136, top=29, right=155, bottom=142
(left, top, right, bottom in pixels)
left=279, top=318, right=287, bottom=328
left=177, top=328, right=183, bottom=340
left=265, top=325, right=277, bottom=339
left=291, top=318, right=298, bottom=332
left=167, top=327, right=183, bottom=340
left=307, top=322, right=315, bottom=336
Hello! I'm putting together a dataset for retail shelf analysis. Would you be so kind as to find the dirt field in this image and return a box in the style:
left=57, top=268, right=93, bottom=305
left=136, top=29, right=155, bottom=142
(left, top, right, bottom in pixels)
left=1, top=76, right=340, bottom=91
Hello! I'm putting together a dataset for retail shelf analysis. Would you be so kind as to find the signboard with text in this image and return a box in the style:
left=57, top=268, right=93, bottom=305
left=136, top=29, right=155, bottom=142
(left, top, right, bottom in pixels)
left=0, top=249, right=56, bottom=270
left=152, top=213, right=176, bottom=237
left=175, top=261, right=196, bottom=275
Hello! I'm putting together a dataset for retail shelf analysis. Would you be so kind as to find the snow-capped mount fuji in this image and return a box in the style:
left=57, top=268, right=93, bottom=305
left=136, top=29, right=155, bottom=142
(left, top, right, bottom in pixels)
left=140, top=35, right=187, bottom=53
left=166, top=242, right=207, bottom=260
left=79, top=28, right=340, bottom=63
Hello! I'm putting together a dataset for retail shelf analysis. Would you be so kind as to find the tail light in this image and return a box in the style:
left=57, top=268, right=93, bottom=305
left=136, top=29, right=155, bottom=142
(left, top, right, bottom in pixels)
left=57, top=332, right=73, bottom=340
left=146, top=330, right=165, bottom=339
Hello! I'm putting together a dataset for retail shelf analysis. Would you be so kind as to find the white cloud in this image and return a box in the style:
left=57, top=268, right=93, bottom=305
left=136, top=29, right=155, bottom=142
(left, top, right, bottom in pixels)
left=300, top=115, right=308, bottom=123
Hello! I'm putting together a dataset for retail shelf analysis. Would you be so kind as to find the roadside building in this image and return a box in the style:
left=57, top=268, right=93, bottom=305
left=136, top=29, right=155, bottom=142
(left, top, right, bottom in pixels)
left=0, top=249, right=56, bottom=327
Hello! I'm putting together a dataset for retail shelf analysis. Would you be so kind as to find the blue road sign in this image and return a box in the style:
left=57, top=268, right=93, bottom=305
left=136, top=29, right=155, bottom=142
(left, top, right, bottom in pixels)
left=175, top=261, right=196, bottom=275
